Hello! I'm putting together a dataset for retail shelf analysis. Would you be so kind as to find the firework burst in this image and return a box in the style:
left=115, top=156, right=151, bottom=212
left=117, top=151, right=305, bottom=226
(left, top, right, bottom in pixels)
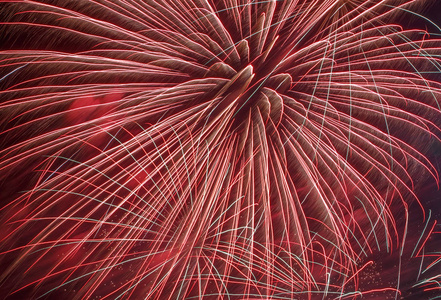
left=0, top=0, right=441, bottom=299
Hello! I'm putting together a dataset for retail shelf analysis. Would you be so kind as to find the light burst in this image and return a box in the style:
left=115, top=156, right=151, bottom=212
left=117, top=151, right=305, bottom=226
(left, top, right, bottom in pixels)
left=0, top=0, right=440, bottom=299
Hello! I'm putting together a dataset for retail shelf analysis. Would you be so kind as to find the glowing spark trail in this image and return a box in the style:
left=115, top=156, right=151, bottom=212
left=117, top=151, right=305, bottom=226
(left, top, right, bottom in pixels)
left=0, top=0, right=440, bottom=299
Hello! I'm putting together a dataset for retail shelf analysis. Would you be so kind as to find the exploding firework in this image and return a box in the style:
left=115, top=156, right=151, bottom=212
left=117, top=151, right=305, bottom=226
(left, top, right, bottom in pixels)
left=0, top=0, right=440, bottom=299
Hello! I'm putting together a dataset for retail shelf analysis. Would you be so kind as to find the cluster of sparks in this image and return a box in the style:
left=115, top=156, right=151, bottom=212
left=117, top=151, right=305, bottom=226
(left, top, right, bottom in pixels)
left=0, top=0, right=441, bottom=299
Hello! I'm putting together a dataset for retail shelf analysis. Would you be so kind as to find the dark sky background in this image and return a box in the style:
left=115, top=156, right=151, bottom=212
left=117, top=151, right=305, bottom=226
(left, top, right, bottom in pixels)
left=394, top=2, right=441, bottom=298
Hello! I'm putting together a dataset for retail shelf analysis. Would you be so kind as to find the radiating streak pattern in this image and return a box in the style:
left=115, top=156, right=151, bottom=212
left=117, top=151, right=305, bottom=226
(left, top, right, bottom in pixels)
left=0, top=0, right=440, bottom=299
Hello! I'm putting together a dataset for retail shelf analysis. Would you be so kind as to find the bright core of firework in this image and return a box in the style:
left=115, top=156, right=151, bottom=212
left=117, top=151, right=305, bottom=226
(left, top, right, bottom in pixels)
left=0, top=0, right=441, bottom=299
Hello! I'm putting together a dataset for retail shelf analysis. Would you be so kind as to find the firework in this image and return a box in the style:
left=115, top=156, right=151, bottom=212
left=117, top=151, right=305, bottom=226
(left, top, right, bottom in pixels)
left=0, top=0, right=440, bottom=299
